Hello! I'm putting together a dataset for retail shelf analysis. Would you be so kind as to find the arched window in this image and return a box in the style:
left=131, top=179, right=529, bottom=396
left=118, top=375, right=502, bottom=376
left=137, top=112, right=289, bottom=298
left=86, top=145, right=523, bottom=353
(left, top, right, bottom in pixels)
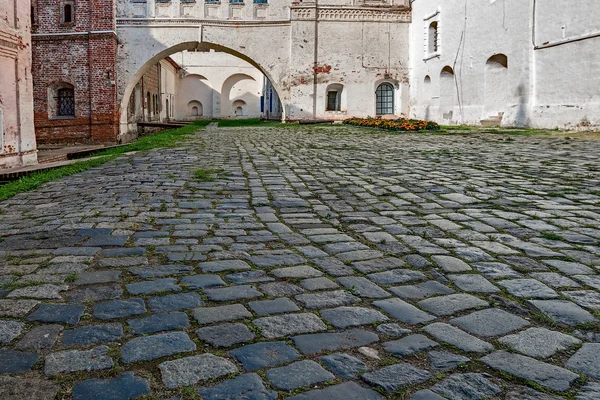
left=166, top=99, right=169, bottom=118
left=64, top=4, right=72, bottom=23
left=326, top=83, right=344, bottom=112
left=428, top=22, right=439, bottom=54
left=376, top=83, right=394, bottom=115
left=57, top=87, right=75, bottom=116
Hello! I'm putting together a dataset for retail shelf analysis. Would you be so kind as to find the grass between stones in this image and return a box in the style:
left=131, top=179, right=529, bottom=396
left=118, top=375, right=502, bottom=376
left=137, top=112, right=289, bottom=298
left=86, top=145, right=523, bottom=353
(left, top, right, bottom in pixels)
left=0, top=121, right=209, bottom=202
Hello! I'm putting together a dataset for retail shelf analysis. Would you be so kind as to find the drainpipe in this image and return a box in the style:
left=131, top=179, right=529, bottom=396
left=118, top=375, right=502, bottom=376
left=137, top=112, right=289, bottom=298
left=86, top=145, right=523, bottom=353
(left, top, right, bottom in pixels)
left=312, top=0, right=318, bottom=119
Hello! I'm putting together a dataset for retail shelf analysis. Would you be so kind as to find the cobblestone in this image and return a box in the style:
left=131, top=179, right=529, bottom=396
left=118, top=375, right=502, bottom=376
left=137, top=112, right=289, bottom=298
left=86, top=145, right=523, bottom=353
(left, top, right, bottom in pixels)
left=1, top=127, right=600, bottom=397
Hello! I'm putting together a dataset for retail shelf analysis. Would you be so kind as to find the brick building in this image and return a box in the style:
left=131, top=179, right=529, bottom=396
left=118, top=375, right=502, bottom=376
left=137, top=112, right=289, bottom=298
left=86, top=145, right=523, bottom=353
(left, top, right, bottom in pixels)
left=0, top=0, right=38, bottom=168
left=31, top=0, right=118, bottom=145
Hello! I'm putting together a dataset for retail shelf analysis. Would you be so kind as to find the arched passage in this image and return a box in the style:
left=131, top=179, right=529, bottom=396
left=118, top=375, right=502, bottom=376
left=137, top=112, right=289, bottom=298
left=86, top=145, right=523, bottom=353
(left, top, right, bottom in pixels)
left=484, top=54, right=509, bottom=118
left=117, top=38, right=289, bottom=135
left=439, top=66, right=455, bottom=121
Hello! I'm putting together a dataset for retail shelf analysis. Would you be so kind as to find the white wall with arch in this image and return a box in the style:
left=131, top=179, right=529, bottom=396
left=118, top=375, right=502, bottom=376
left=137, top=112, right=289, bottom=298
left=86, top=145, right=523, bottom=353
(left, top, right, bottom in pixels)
left=409, top=0, right=600, bottom=130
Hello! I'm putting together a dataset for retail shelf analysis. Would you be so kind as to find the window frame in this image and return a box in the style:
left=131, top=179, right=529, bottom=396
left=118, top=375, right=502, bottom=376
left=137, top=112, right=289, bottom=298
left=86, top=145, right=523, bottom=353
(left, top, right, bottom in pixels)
left=375, top=83, right=394, bottom=116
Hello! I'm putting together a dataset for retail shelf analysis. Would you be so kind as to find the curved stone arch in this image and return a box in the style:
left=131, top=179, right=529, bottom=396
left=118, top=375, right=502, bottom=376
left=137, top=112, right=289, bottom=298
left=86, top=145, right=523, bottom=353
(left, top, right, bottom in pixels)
left=116, top=28, right=291, bottom=134
left=221, top=73, right=257, bottom=118
left=484, top=54, right=509, bottom=118
left=177, top=74, right=215, bottom=120
left=187, top=100, right=204, bottom=117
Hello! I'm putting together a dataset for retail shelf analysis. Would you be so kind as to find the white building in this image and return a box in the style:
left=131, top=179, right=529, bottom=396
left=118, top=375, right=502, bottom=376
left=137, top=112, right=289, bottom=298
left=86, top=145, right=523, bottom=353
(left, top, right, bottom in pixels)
left=409, top=0, right=600, bottom=130
left=172, top=50, right=265, bottom=120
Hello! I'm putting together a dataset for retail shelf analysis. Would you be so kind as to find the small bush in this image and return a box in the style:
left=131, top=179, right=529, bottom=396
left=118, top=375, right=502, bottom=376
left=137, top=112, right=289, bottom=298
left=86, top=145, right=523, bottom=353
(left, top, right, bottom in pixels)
left=343, top=117, right=440, bottom=132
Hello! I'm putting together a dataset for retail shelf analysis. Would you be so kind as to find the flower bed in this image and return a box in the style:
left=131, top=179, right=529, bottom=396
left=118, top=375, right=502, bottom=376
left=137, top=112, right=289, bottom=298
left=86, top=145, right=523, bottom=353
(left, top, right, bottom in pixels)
left=343, top=117, right=440, bottom=132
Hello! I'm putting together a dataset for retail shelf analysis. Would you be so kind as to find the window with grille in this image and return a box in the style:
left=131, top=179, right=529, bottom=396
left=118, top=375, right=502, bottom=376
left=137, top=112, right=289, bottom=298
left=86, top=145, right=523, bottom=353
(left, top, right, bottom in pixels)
left=429, top=22, right=438, bottom=54
left=57, top=88, right=75, bottom=116
left=327, top=91, right=339, bottom=111
left=376, top=83, right=394, bottom=115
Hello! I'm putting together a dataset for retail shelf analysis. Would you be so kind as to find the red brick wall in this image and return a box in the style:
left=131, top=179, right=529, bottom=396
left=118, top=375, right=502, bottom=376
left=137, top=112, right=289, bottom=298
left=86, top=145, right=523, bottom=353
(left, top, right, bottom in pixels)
left=32, top=0, right=118, bottom=145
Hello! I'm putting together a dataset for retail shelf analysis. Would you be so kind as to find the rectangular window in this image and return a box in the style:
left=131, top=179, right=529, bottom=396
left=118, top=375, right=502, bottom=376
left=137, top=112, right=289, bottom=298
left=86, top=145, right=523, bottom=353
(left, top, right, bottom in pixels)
left=254, top=0, right=268, bottom=3
left=327, top=91, right=339, bottom=111
left=64, top=4, right=72, bottom=23
left=57, top=89, right=75, bottom=116
left=230, top=0, right=244, bottom=3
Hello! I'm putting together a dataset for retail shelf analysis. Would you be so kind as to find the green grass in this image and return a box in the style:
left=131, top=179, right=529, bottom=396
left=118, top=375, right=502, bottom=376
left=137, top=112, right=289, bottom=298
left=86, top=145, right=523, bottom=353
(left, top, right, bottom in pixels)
left=193, top=168, right=226, bottom=182
left=0, top=121, right=207, bottom=202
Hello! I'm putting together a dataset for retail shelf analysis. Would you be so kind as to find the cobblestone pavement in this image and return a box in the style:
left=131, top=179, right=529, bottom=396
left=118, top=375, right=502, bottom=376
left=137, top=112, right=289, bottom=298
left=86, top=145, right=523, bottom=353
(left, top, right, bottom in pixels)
left=1, top=125, right=600, bottom=399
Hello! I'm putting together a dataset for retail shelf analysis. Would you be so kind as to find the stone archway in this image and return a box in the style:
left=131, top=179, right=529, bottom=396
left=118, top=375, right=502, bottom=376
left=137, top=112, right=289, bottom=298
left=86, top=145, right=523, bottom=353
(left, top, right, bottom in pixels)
left=116, top=25, right=291, bottom=135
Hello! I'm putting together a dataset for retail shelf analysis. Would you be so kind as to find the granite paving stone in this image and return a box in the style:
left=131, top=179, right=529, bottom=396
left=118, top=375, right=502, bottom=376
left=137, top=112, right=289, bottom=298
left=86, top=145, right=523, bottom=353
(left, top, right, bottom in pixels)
left=384, top=334, right=439, bottom=356
left=198, top=373, right=277, bottom=400
left=576, top=383, right=600, bottom=400
left=196, top=323, right=255, bottom=347
left=127, top=312, right=189, bottom=334
left=45, top=346, right=114, bottom=376
left=248, top=297, right=300, bottom=316
left=526, top=299, right=597, bottom=326
left=93, top=299, right=146, bottom=320
left=129, top=264, right=194, bottom=278
left=16, top=324, right=62, bottom=350
left=450, top=308, right=530, bottom=337
left=193, top=304, right=252, bottom=324
left=0, top=299, right=39, bottom=317
left=0, top=349, right=39, bottom=373
left=562, top=290, right=600, bottom=310
left=158, top=354, right=238, bottom=389
left=147, top=292, right=204, bottom=312
left=320, top=306, right=388, bottom=328
left=287, top=381, right=383, bottom=400
left=367, top=269, right=427, bottom=285
left=481, top=350, right=579, bottom=391
left=319, top=353, right=368, bottom=378
left=125, top=278, right=181, bottom=295
left=362, top=363, right=432, bottom=392
left=67, top=285, right=123, bottom=303
left=417, top=293, right=488, bottom=316
left=376, top=323, right=411, bottom=337
left=0, top=320, right=24, bottom=343
left=448, top=274, right=499, bottom=293
left=431, top=373, right=501, bottom=400
left=121, top=331, right=196, bottom=364
left=204, top=285, right=263, bottom=301
left=411, top=389, right=445, bottom=400
left=373, top=298, right=436, bottom=324
left=266, top=360, right=334, bottom=391
left=27, top=304, right=85, bottom=325
left=272, top=265, right=323, bottom=278
left=198, top=260, right=251, bottom=272
left=253, top=312, right=327, bottom=338
left=389, top=280, right=455, bottom=300
left=62, top=323, right=123, bottom=347
left=423, top=322, right=494, bottom=353
left=226, top=270, right=275, bottom=284
left=292, top=329, right=379, bottom=354
left=299, top=277, right=339, bottom=290
left=0, top=376, right=59, bottom=400
left=432, top=255, right=472, bottom=272
left=566, top=343, right=600, bottom=379
left=229, top=341, right=300, bottom=371
left=428, top=350, right=471, bottom=370
left=295, top=290, right=360, bottom=308
left=498, top=278, right=559, bottom=298
left=337, top=276, right=391, bottom=298
left=499, top=327, right=581, bottom=358
left=72, top=372, right=151, bottom=400
left=181, top=274, right=226, bottom=289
